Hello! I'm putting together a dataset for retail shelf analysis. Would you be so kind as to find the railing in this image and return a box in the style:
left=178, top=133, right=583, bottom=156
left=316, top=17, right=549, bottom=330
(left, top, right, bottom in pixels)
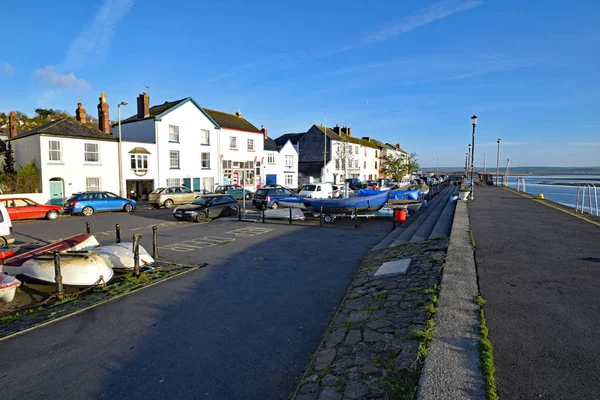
left=575, top=184, right=599, bottom=216
left=516, top=178, right=526, bottom=193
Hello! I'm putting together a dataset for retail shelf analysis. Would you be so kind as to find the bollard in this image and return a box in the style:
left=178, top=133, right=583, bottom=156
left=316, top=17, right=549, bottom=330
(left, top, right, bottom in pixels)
left=132, top=233, right=142, bottom=277
left=238, top=208, right=242, bottom=221
left=53, top=251, right=64, bottom=297
left=86, top=221, right=91, bottom=234
left=152, top=226, right=158, bottom=259
left=354, top=208, right=359, bottom=229
left=319, top=206, right=323, bottom=227
left=115, top=223, right=121, bottom=243
left=289, top=207, right=292, bottom=225
left=262, top=206, right=266, bottom=223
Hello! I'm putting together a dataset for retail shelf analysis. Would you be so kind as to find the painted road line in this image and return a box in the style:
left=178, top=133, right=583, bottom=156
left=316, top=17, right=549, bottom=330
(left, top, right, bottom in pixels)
left=159, top=236, right=237, bottom=252
left=225, top=227, right=274, bottom=237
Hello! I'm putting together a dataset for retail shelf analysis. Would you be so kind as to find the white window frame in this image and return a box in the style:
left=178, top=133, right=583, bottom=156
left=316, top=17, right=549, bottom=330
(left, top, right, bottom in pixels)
left=86, top=177, right=101, bottom=191
left=169, top=150, right=180, bottom=169
left=285, top=155, right=294, bottom=167
left=200, top=129, right=210, bottom=145
left=169, top=125, right=179, bottom=142
left=84, top=142, right=99, bottom=163
left=267, top=153, right=276, bottom=165
left=166, top=178, right=180, bottom=187
left=230, top=136, right=237, bottom=149
left=285, top=174, right=294, bottom=186
left=130, top=154, right=148, bottom=170
left=48, top=140, right=62, bottom=162
left=247, top=138, right=254, bottom=151
left=354, top=146, right=358, bottom=155
left=201, top=152, right=210, bottom=169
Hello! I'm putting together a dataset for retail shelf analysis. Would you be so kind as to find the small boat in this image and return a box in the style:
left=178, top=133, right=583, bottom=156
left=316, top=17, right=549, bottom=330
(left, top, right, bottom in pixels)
left=0, top=245, right=20, bottom=261
left=0, top=274, right=21, bottom=303
left=17, top=252, right=113, bottom=286
left=278, top=196, right=307, bottom=210
left=1, top=233, right=99, bottom=266
left=262, top=208, right=306, bottom=220
left=93, top=243, right=154, bottom=270
left=303, top=192, right=389, bottom=214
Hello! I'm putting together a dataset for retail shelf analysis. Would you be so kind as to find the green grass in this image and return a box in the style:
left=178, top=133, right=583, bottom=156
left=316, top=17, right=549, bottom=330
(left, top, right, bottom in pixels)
left=476, top=297, right=498, bottom=400
left=371, top=292, right=388, bottom=302
left=469, top=226, right=476, bottom=249
left=335, top=376, right=347, bottom=393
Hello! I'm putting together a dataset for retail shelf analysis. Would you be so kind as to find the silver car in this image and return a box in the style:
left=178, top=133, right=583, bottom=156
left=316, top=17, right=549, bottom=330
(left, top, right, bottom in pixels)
left=149, top=186, right=198, bottom=208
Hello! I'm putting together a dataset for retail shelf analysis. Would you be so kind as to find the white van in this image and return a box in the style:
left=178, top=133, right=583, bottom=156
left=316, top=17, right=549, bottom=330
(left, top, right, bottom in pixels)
left=0, top=203, right=14, bottom=245
left=299, top=183, right=333, bottom=199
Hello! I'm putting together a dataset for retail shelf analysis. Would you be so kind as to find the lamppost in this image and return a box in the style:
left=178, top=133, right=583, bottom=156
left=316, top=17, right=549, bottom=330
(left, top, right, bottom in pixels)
left=470, top=115, right=477, bottom=199
left=117, top=101, right=128, bottom=197
left=467, top=144, right=471, bottom=175
left=496, top=138, right=501, bottom=186
left=465, top=152, right=469, bottom=176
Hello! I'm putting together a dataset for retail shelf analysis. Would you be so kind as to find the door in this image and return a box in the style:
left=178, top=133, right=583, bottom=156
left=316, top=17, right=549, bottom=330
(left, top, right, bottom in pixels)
left=104, top=192, right=124, bottom=211
left=209, top=197, right=225, bottom=217
left=180, top=187, right=195, bottom=203
left=183, top=178, right=191, bottom=190
left=192, top=178, right=200, bottom=191
left=49, top=181, right=64, bottom=206
left=266, top=174, right=277, bottom=185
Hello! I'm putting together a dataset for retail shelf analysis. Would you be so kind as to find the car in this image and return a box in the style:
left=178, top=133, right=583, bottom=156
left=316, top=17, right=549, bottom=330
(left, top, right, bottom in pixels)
left=345, top=178, right=362, bottom=190
left=149, top=186, right=198, bottom=208
left=63, top=192, right=136, bottom=216
left=331, top=185, right=341, bottom=198
left=253, top=187, right=296, bottom=209
left=337, top=186, right=356, bottom=198
left=0, top=203, right=14, bottom=245
left=2, top=198, right=63, bottom=221
left=173, top=194, right=238, bottom=222
left=215, top=185, right=254, bottom=200
left=299, top=183, right=333, bottom=199
left=364, top=180, right=379, bottom=189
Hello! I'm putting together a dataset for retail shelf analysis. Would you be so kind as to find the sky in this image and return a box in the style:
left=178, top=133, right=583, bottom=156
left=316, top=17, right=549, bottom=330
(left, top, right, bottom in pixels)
left=0, top=0, right=599, bottom=168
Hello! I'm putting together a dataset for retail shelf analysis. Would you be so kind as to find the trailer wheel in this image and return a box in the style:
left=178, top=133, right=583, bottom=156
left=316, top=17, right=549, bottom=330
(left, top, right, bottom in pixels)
left=324, top=214, right=334, bottom=224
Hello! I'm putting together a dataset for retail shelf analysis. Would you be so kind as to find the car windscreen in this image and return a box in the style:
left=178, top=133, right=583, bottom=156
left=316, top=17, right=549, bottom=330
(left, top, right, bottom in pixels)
left=192, top=197, right=211, bottom=205
left=254, top=189, right=268, bottom=196
left=301, top=185, right=316, bottom=191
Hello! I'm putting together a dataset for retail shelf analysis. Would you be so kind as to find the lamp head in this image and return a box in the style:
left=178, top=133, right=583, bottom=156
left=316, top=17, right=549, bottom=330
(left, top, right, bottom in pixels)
left=471, top=115, right=478, bottom=126
left=120, top=101, right=128, bottom=106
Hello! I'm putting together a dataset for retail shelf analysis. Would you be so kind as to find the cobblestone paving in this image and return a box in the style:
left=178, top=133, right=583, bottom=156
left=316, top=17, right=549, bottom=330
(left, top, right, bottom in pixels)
left=292, top=238, right=448, bottom=400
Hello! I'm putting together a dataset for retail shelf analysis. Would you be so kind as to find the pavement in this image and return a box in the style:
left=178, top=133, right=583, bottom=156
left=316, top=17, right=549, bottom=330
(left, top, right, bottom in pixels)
left=2, top=209, right=388, bottom=399
left=469, top=185, right=600, bottom=399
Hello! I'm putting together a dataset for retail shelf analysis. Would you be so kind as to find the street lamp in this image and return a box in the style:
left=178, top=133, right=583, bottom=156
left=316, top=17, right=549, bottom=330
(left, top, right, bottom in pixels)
left=465, top=152, right=469, bottom=175
left=467, top=144, right=471, bottom=176
left=470, top=115, right=477, bottom=200
left=117, top=101, right=128, bottom=198
left=496, top=138, right=501, bottom=186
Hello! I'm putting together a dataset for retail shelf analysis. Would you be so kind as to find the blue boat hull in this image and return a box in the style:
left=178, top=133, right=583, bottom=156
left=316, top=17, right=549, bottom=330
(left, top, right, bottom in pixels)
left=303, top=192, right=389, bottom=213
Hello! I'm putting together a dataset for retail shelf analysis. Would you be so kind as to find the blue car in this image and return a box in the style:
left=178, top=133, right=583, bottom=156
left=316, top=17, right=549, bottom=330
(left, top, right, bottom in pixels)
left=64, top=191, right=136, bottom=216
left=252, top=187, right=296, bottom=209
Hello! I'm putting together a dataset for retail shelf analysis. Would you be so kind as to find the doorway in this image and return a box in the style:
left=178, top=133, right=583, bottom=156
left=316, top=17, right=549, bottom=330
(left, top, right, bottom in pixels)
left=49, top=178, right=64, bottom=206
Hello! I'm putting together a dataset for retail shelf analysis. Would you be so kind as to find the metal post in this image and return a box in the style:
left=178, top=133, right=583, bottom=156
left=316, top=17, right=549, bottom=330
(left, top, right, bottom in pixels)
left=86, top=221, right=91, bottom=234
left=319, top=206, right=323, bottom=227
left=115, top=223, right=121, bottom=243
left=118, top=104, right=123, bottom=198
left=53, top=251, right=64, bottom=297
left=289, top=207, right=292, bottom=225
left=496, top=139, right=501, bottom=186
left=470, top=123, right=476, bottom=200
left=484, top=153, right=486, bottom=174
left=354, top=207, right=358, bottom=229
left=133, top=234, right=142, bottom=277
left=262, top=206, right=265, bottom=223
left=152, top=226, right=158, bottom=259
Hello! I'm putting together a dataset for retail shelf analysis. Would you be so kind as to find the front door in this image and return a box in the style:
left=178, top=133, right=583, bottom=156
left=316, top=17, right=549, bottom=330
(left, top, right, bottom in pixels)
left=266, top=174, right=277, bottom=185
left=49, top=181, right=64, bottom=206
left=192, top=178, right=200, bottom=191
left=183, top=178, right=191, bottom=190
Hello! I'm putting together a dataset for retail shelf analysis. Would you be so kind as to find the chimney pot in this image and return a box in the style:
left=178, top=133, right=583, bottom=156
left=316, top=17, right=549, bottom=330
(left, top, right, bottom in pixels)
left=9, top=111, right=17, bottom=138
left=236, top=110, right=242, bottom=117
left=333, top=125, right=341, bottom=135
left=137, top=92, right=150, bottom=119
left=76, top=102, right=87, bottom=124
left=97, top=92, right=111, bottom=134
left=260, top=124, right=268, bottom=139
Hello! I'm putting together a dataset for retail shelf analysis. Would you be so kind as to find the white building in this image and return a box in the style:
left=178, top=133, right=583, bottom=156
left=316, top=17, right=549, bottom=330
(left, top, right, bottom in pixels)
left=263, top=133, right=299, bottom=188
left=115, top=93, right=220, bottom=194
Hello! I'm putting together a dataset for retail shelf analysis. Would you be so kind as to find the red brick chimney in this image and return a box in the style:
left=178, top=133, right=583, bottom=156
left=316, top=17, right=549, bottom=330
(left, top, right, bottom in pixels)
left=8, top=111, right=17, bottom=138
left=260, top=124, right=268, bottom=139
left=97, top=92, right=110, bottom=133
left=137, top=92, right=150, bottom=119
left=76, top=103, right=86, bottom=124
left=333, top=124, right=341, bottom=135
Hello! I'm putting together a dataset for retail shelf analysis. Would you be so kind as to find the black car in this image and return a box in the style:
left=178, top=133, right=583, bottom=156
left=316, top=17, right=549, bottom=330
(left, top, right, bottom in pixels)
left=172, top=194, right=238, bottom=222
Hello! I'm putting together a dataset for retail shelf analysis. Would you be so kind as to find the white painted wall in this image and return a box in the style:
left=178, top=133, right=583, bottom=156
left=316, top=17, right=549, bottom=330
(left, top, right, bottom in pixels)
left=262, top=150, right=279, bottom=184
left=155, top=101, right=219, bottom=191
left=114, top=118, right=155, bottom=143
left=360, top=146, right=379, bottom=181
left=121, top=141, right=158, bottom=186
left=278, top=140, right=298, bottom=188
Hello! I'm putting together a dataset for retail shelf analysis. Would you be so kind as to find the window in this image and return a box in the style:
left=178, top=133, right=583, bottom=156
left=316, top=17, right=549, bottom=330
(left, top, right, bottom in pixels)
left=375, top=151, right=378, bottom=157
left=364, top=161, right=367, bottom=169
left=354, top=160, right=359, bottom=168
left=166, top=178, right=180, bottom=187
left=335, top=159, right=340, bottom=170
left=201, top=152, right=210, bottom=169
left=230, top=137, right=237, bottom=149
left=285, top=174, right=294, bottom=186
left=105, top=192, right=119, bottom=199
left=169, top=150, right=180, bottom=169
left=364, top=148, right=367, bottom=156
left=130, top=154, right=148, bottom=170
left=375, top=162, right=378, bottom=169
left=267, top=153, right=275, bottom=165
left=49, top=140, right=61, bottom=162
left=169, top=125, right=179, bottom=142
left=86, top=177, right=101, bottom=191
left=246, top=161, right=254, bottom=169
left=84, top=143, right=99, bottom=162
left=223, top=159, right=232, bottom=169
left=285, top=155, right=293, bottom=167
left=247, top=138, right=254, bottom=150
left=354, top=146, right=358, bottom=155
left=202, top=177, right=214, bottom=192
left=200, top=129, right=210, bottom=145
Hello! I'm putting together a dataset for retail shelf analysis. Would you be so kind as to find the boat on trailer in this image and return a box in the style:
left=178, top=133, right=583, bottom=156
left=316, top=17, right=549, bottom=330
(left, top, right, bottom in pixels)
left=302, top=192, right=390, bottom=214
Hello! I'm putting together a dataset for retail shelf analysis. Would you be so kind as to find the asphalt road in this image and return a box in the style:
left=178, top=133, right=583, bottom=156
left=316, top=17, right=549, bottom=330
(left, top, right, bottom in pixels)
left=2, top=208, right=388, bottom=399
left=469, top=186, right=600, bottom=399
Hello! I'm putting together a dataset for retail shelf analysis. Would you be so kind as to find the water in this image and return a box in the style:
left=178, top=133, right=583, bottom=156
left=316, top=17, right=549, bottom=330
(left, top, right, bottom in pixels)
left=504, top=175, right=600, bottom=212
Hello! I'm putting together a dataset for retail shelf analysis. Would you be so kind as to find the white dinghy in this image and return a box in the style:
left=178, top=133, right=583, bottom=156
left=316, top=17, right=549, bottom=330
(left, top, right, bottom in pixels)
left=0, top=274, right=21, bottom=303
left=93, top=243, right=154, bottom=271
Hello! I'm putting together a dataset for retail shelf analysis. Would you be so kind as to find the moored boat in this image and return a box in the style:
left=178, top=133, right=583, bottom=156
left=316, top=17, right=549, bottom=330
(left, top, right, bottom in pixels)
left=93, top=243, right=154, bottom=270
left=0, top=245, right=20, bottom=261
left=17, top=252, right=114, bottom=286
left=303, top=192, right=389, bottom=214
left=0, top=274, right=21, bottom=303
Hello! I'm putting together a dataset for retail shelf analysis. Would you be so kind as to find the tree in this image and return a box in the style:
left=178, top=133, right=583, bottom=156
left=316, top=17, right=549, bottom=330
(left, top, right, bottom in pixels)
left=381, top=151, right=420, bottom=181
left=2, top=142, right=16, bottom=175
left=16, top=161, right=41, bottom=193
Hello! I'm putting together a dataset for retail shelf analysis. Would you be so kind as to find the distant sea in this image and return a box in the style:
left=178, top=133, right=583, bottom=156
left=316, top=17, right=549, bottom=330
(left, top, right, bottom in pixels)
left=505, top=175, right=600, bottom=212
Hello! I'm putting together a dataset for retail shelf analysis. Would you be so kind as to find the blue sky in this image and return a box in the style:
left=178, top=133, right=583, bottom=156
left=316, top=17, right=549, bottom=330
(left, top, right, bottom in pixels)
left=1, top=0, right=599, bottom=167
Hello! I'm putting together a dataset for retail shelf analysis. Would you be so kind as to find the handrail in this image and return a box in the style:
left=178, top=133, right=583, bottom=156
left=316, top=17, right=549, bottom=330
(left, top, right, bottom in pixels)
left=516, top=177, right=526, bottom=193
left=576, top=184, right=599, bottom=216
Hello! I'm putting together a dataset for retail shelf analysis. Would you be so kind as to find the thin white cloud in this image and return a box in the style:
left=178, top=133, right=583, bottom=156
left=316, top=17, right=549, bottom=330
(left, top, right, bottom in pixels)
left=0, top=61, right=15, bottom=74
left=34, top=66, right=91, bottom=90
left=61, top=0, right=135, bottom=70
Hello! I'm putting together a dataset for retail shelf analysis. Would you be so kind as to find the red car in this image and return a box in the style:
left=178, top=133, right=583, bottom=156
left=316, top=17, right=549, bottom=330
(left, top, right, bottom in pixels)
left=2, top=198, right=63, bottom=221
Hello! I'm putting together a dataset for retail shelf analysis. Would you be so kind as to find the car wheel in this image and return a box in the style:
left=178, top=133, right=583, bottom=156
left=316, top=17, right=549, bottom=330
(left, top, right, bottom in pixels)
left=324, top=214, right=334, bottom=223
left=123, top=203, right=133, bottom=212
left=82, top=206, right=94, bottom=216
left=271, top=202, right=279, bottom=210
left=46, top=210, right=59, bottom=220
left=327, top=196, right=332, bottom=199
left=230, top=206, right=239, bottom=216
left=245, top=193, right=251, bottom=200
left=163, top=199, right=174, bottom=208
left=195, top=212, right=207, bottom=223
